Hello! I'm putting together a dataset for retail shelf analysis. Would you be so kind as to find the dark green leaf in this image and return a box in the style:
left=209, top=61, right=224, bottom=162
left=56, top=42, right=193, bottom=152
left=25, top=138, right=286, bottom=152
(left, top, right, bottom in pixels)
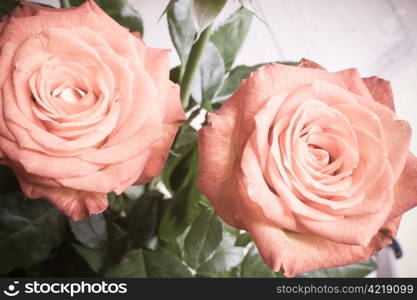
left=197, top=232, right=245, bottom=275
left=0, top=194, right=66, bottom=274
left=191, top=42, right=225, bottom=105
left=211, top=8, right=253, bottom=70
left=184, top=208, right=223, bottom=269
left=235, top=232, right=252, bottom=247
left=192, top=0, right=227, bottom=34
left=69, top=213, right=108, bottom=249
left=168, top=0, right=196, bottom=65
left=68, top=0, right=144, bottom=35
left=170, top=65, right=181, bottom=84
left=106, top=221, right=130, bottom=265
left=162, top=124, right=197, bottom=193
left=241, top=244, right=275, bottom=278
left=0, top=165, right=20, bottom=196
left=104, top=248, right=191, bottom=278
left=124, top=191, right=163, bottom=249
left=72, top=244, right=107, bottom=274
left=158, top=184, right=203, bottom=242
left=216, top=63, right=264, bottom=101
left=299, top=258, right=377, bottom=278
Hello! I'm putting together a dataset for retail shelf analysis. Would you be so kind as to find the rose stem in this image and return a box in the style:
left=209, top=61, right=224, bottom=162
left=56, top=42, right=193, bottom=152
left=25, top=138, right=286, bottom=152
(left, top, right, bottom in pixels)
left=60, top=0, right=71, bottom=8
left=180, top=24, right=214, bottom=109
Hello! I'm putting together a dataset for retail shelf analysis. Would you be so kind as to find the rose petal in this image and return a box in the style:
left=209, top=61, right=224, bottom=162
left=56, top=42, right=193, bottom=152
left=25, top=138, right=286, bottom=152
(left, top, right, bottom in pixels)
left=135, top=83, right=185, bottom=184
left=197, top=96, right=246, bottom=229
left=298, top=58, right=324, bottom=70
left=241, top=193, right=399, bottom=276
left=0, top=136, right=102, bottom=179
left=17, top=174, right=107, bottom=221
left=57, top=149, right=151, bottom=194
left=363, top=76, right=395, bottom=112
left=390, top=153, right=417, bottom=220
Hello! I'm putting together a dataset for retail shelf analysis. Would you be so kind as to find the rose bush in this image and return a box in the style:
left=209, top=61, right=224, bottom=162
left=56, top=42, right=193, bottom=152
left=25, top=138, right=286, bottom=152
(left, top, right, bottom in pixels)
left=198, top=59, right=417, bottom=276
left=0, top=0, right=185, bottom=220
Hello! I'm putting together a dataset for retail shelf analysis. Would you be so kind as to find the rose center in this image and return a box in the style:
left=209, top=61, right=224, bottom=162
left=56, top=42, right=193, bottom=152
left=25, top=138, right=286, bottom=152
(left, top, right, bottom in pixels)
left=52, top=87, right=86, bottom=103
left=308, top=146, right=330, bottom=166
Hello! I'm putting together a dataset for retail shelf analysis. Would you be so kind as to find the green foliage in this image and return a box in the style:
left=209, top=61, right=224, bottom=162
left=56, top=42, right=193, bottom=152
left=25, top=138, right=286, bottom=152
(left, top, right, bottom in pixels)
left=197, top=232, right=245, bottom=276
left=190, top=42, right=225, bottom=106
left=72, top=244, right=107, bottom=274
left=192, top=0, right=227, bottom=34
left=69, top=214, right=108, bottom=249
left=104, top=248, right=191, bottom=278
left=184, top=208, right=223, bottom=269
left=241, top=245, right=276, bottom=278
left=211, top=8, right=253, bottom=70
left=168, top=0, right=196, bottom=66
left=0, top=194, right=66, bottom=275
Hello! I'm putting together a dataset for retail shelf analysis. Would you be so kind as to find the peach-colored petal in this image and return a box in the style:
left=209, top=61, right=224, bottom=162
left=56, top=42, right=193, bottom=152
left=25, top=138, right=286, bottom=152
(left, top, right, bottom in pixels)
left=390, top=152, right=417, bottom=220
left=57, top=149, right=151, bottom=194
left=17, top=174, right=107, bottom=221
left=0, top=136, right=102, bottom=179
left=240, top=191, right=399, bottom=277
left=298, top=58, right=324, bottom=70
left=363, top=76, right=395, bottom=112
left=298, top=163, right=394, bottom=247
left=135, top=83, right=185, bottom=184
left=10, top=1, right=63, bottom=18
left=197, top=96, right=246, bottom=229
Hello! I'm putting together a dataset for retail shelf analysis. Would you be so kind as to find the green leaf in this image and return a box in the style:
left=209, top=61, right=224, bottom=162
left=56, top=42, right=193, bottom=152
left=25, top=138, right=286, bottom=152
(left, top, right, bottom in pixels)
left=191, top=42, right=225, bottom=106
left=170, top=65, right=181, bottom=84
left=216, top=63, right=264, bottom=102
left=106, top=221, right=130, bottom=265
left=168, top=0, right=196, bottom=65
left=0, top=165, right=20, bottom=196
left=211, top=8, right=253, bottom=70
left=72, top=244, right=107, bottom=274
left=192, top=0, right=227, bottom=34
left=239, top=0, right=267, bottom=25
left=69, top=213, right=108, bottom=249
left=184, top=208, right=223, bottom=269
left=123, top=191, right=163, bottom=249
left=299, top=258, right=377, bottom=278
left=159, top=183, right=203, bottom=243
left=197, top=232, right=245, bottom=276
left=0, top=194, right=66, bottom=274
left=104, top=248, right=191, bottom=278
left=162, top=125, right=197, bottom=193
left=235, top=232, right=252, bottom=247
left=159, top=124, right=202, bottom=243
left=68, top=0, right=144, bottom=35
left=241, top=244, right=275, bottom=278
left=215, top=61, right=298, bottom=102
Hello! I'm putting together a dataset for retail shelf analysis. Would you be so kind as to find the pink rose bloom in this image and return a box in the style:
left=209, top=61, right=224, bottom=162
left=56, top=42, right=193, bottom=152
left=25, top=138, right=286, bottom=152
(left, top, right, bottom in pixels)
left=0, top=1, right=185, bottom=220
left=198, top=59, right=417, bottom=277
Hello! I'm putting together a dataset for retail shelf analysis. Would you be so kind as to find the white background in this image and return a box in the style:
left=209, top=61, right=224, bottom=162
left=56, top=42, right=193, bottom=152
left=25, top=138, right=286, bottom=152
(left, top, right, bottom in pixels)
left=37, top=0, right=417, bottom=277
